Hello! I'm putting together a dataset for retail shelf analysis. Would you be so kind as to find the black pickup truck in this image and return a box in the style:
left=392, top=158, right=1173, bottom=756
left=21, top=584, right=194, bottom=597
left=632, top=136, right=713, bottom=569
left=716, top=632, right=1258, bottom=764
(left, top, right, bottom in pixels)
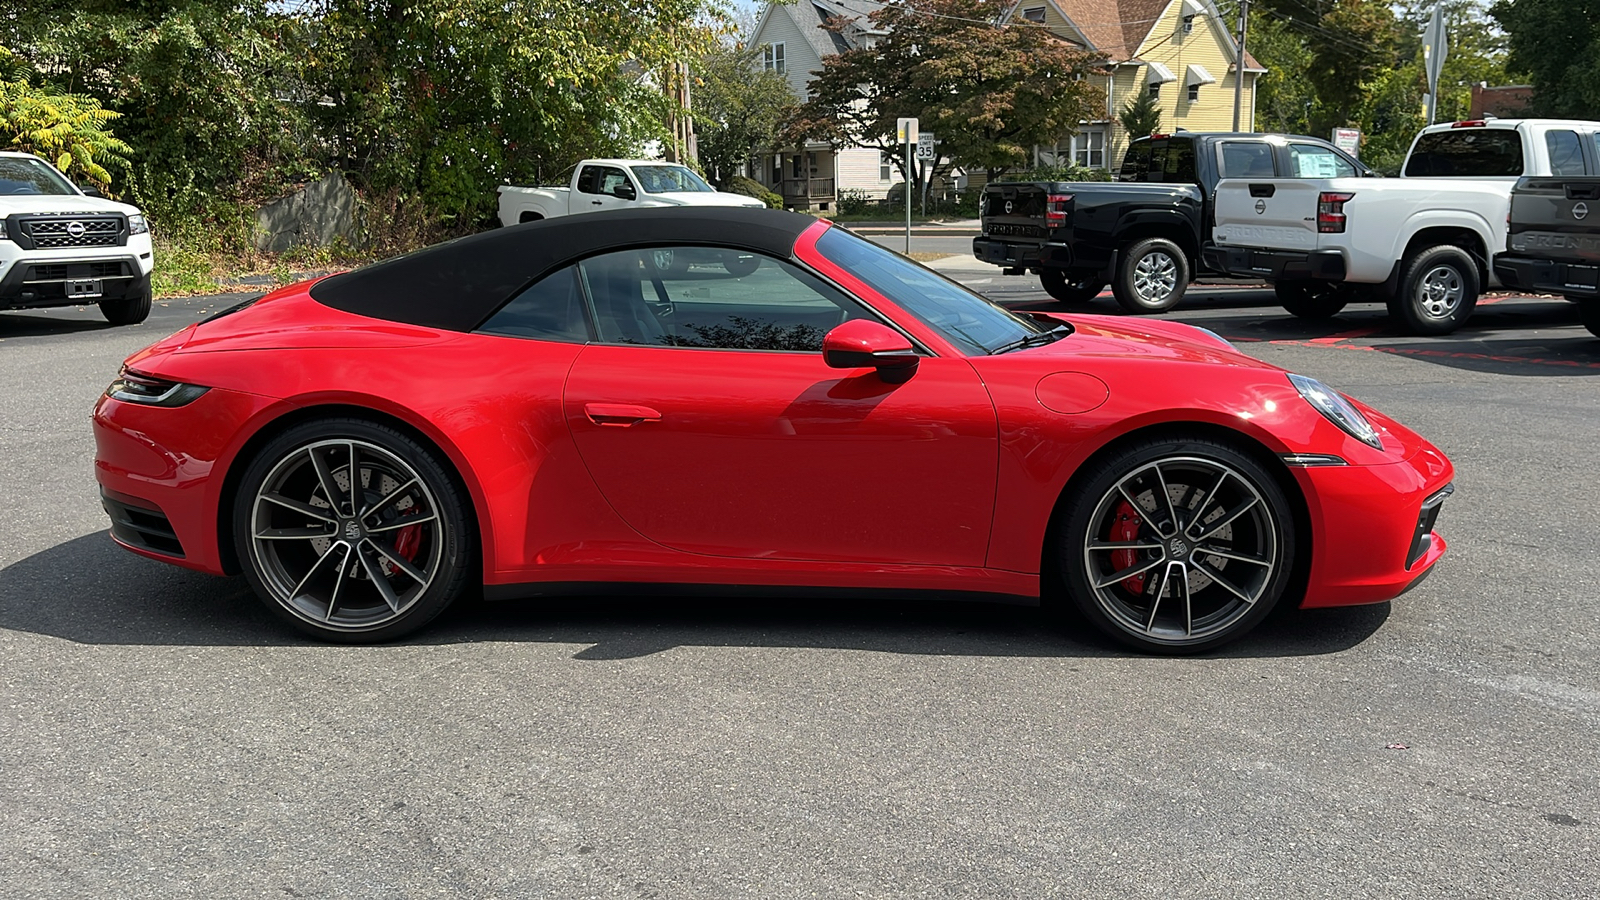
left=972, top=132, right=1372, bottom=312
left=1494, top=176, right=1600, bottom=338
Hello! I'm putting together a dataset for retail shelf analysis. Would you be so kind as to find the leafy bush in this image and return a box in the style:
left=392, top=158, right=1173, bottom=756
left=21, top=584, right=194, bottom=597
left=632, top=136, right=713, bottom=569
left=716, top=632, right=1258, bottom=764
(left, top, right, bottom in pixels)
left=728, top=175, right=783, bottom=209
left=1000, top=164, right=1113, bottom=183
left=836, top=188, right=875, bottom=215
left=0, top=74, right=129, bottom=189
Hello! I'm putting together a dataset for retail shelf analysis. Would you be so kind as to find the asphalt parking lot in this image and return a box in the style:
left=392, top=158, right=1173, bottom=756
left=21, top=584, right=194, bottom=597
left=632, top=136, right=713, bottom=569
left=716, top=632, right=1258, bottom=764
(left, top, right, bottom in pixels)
left=2, top=268, right=1597, bottom=897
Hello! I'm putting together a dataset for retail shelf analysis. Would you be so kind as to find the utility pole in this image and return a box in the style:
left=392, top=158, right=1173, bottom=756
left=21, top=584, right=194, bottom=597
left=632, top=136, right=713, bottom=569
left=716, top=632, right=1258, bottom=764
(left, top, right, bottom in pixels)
left=1232, top=0, right=1250, bottom=132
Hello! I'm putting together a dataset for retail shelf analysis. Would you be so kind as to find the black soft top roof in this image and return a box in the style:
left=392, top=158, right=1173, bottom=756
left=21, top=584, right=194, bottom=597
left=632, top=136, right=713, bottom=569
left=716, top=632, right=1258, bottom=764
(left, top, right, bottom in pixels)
left=310, top=206, right=818, bottom=332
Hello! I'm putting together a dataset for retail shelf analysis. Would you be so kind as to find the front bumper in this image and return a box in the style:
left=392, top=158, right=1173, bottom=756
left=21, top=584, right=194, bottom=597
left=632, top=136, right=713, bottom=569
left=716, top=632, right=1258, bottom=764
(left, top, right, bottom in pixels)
left=1203, top=245, right=1347, bottom=283
left=1493, top=253, right=1600, bottom=297
left=1293, top=445, right=1455, bottom=609
left=93, top=383, right=287, bottom=576
left=0, top=248, right=153, bottom=310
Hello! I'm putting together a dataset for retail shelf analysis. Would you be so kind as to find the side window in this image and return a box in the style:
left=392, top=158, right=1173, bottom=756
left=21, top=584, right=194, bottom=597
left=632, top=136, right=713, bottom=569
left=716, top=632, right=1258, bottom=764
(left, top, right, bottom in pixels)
left=597, top=167, right=631, bottom=197
left=1163, top=137, right=1197, bottom=183
left=1546, top=130, right=1586, bottom=176
left=579, top=248, right=873, bottom=351
left=478, top=266, right=592, bottom=342
left=576, top=166, right=602, bottom=194
left=1219, top=141, right=1277, bottom=178
left=1118, top=140, right=1151, bottom=181
left=1287, top=143, right=1356, bottom=178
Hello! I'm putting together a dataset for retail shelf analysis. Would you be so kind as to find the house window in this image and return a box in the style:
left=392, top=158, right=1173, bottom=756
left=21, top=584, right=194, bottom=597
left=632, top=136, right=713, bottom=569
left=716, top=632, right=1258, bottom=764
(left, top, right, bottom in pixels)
left=1074, top=130, right=1106, bottom=169
left=763, top=42, right=786, bottom=75
left=1183, top=14, right=1195, bottom=34
left=879, top=152, right=892, bottom=181
left=1021, top=6, right=1046, bottom=23
left=1188, top=83, right=1200, bottom=103
left=1149, top=82, right=1161, bottom=99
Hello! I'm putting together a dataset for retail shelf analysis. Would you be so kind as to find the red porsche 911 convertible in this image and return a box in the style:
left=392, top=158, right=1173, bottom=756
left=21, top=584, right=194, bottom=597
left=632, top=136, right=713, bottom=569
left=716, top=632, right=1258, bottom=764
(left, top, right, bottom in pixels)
left=93, top=207, right=1452, bottom=653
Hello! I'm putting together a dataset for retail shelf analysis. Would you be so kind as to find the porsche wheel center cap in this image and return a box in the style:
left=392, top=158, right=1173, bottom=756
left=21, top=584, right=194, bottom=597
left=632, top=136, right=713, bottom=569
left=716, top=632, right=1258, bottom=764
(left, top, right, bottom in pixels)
left=1168, top=537, right=1190, bottom=559
left=344, top=520, right=362, bottom=541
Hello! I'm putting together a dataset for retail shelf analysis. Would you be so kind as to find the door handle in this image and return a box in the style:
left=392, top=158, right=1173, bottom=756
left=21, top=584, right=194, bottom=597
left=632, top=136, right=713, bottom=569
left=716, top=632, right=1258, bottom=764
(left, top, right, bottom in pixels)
left=1249, top=183, right=1276, bottom=198
left=584, top=403, right=662, bottom=427
left=591, top=200, right=603, bottom=205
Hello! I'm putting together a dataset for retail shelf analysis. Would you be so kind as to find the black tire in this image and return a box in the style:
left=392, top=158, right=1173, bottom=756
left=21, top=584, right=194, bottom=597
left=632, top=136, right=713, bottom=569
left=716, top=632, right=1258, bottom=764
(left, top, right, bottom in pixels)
left=721, top=252, right=760, bottom=277
left=518, top=212, right=543, bottom=224
left=1580, top=300, right=1600, bottom=339
left=1274, top=281, right=1349, bottom=319
left=99, top=279, right=152, bottom=325
left=1112, top=237, right=1189, bottom=314
left=1393, top=244, right=1480, bottom=335
left=1040, top=268, right=1106, bottom=304
left=1056, top=436, right=1296, bottom=654
left=232, top=417, right=475, bottom=643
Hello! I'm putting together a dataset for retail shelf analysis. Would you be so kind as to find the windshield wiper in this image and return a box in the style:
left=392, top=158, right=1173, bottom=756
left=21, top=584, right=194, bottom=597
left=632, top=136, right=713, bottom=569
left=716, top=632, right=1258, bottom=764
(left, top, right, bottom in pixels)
left=992, top=323, right=1071, bottom=355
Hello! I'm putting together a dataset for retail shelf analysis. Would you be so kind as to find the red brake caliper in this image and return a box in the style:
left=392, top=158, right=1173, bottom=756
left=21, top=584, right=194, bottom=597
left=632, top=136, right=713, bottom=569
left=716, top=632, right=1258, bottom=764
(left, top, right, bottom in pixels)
left=1110, top=500, right=1149, bottom=594
left=393, top=512, right=423, bottom=562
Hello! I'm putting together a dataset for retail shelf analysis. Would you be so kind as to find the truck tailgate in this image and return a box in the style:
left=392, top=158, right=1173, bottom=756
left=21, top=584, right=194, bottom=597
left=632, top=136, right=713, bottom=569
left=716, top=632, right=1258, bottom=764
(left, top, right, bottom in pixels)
left=1211, top=179, right=1324, bottom=252
left=1508, top=177, right=1600, bottom=264
left=981, top=183, right=1049, bottom=239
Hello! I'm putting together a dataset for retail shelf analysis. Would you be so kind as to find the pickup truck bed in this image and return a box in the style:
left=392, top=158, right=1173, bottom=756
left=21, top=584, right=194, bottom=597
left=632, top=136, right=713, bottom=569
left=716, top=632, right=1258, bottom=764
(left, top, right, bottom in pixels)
left=1494, top=176, right=1600, bottom=338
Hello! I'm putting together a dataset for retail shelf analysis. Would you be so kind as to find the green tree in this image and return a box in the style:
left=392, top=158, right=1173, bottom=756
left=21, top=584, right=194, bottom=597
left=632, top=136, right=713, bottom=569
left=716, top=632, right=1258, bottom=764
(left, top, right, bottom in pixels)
left=1118, top=89, right=1162, bottom=140
left=692, top=42, right=796, bottom=187
left=1491, top=0, right=1600, bottom=118
left=788, top=0, right=1103, bottom=183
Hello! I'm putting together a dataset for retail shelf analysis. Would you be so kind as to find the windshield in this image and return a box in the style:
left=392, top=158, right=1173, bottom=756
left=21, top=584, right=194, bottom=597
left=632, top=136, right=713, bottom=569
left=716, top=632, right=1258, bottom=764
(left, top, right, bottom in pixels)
left=632, top=165, right=713, bottom=194
left=814, top=226, right=1053, bottom=355
left=0, top=156, right=77, bottom=195
left=1404, top=129, right=1524, bottom=177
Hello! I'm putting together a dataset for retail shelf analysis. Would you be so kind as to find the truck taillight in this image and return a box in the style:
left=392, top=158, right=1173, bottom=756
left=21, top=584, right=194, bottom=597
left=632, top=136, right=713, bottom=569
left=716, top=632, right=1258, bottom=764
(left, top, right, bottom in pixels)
left=1317, top=192, right=1354, bottom=233
left=1451, top=120, right=1487, bottom=128
left=1046, top=193, right=1072, bottom=228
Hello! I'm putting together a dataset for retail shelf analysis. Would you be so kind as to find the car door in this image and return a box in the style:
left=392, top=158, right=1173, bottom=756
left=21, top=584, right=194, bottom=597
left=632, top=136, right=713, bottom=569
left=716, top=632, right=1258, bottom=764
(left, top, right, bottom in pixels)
left=561, top=246, right=999, bottom=566
left=576, top=165, right=636, bottom=212
left=1212, top=138, right=1321, bottom=252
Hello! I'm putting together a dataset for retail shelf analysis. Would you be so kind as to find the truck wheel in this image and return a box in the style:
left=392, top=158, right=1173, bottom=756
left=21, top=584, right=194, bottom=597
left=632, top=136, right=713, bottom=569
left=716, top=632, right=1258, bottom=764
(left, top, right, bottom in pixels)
left=1580, top=301, right=1600, bottom=339
left=1274, top=281, right=1348, bottom=319
left=1040, top=268, right=1105, bottom=304
left=1394, top=245, right=1479, bottom=335
left=1113, top=238, right=1188, bottom=314
left=100, top=280, right=152, bottom=326
left=649, top=248, right=689, bottom=275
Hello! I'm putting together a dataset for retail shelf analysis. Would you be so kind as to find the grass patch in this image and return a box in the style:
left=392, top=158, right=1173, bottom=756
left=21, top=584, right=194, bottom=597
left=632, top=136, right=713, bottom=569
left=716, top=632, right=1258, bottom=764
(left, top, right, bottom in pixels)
left=906, top=251, right=955, bottom=263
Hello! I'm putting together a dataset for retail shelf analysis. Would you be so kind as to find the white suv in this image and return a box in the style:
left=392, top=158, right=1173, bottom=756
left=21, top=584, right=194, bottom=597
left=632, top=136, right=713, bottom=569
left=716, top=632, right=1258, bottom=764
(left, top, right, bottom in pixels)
left=0, top=151, right=154, bottom=325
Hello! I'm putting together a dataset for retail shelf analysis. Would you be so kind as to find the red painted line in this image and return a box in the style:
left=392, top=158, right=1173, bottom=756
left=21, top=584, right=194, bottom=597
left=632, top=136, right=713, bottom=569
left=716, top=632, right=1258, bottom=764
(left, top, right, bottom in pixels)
left=1264, top=338, right=1600, bottom=370
left=1309, top=327, right=1383, bottom=345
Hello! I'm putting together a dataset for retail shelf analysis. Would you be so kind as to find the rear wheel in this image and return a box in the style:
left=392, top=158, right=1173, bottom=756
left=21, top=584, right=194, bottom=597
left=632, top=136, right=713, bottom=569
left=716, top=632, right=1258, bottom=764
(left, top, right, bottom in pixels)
left=1040, top=268, right=1105, bottom=304
left=1274, top=281, right=1348, bottom=319
left=99, top=280, right=152, bottom=325
left=1580, top=300, right=1600, bottom=339
left=1393, top=244, right=1479, bottom=335
left=1057, top=437, right=1295, bottom=654
left=1112, top=238, right=1189, bottom=314
left=721, top=252, right=760, bottom=276
left=233, top=418, right=475, bottom=642
left=650, top=248, right=690, bottom=275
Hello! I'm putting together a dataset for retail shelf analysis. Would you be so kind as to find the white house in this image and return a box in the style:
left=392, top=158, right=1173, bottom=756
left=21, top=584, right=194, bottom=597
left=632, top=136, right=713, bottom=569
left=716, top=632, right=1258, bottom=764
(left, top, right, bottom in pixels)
left=747, top=0, right=902, bottom=211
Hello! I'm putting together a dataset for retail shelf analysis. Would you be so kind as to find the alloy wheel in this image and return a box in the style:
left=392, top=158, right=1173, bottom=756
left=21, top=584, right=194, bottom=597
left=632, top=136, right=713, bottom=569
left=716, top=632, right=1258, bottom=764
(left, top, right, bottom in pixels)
left=248, top=438, right=444, bottom=631
left=1133, top=251, right=1179, bottom=304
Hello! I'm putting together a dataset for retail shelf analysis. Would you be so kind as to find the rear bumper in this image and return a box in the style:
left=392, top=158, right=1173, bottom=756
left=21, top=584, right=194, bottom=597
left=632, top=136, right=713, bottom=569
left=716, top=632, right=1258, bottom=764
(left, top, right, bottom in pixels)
left=1294, top=446, right=1455, bottom=609
left=1203, top=245, right=1347, bottom=282
left=1493, top=253, right=1600, bottom=297
left=973, top=236, right=1072, bottom=270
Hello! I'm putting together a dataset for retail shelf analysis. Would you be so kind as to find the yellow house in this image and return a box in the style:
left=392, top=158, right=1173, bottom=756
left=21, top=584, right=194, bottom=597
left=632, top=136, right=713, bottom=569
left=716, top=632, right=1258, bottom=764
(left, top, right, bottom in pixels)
left=1003, top=0, right=1265, bottom=171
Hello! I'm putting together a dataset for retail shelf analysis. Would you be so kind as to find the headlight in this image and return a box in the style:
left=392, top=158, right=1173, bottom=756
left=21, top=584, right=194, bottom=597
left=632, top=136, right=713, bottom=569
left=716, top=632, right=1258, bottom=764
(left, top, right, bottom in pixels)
left=128, top=214, right=150, bottom=236
left=106, top=369, right=208, bottom=407
left=0, top=218, right=10, bottom=241
left=1288, top=373, right=1382, bottom=450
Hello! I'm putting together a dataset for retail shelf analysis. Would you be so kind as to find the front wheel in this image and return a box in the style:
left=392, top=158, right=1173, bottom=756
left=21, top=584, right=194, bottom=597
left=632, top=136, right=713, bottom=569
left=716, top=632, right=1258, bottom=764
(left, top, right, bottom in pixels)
left=100, top=280, right=152, bottom=325
left=232, top=418, right=476, bottom=642
left=1112, top=238, right=1189, bottom=314
left=1057, top=437, right=1295, bottom=654
left=1275, top=281, right=1349, bottom=319
left=1393, top=245, right=1480, bottom=335
left=1040, top=268, right=1106, bottom=304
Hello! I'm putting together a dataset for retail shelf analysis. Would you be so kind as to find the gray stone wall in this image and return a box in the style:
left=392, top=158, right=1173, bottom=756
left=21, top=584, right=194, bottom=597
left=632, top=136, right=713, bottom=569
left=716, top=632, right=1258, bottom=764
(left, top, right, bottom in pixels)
left=253, top=172, right=359, bottom=253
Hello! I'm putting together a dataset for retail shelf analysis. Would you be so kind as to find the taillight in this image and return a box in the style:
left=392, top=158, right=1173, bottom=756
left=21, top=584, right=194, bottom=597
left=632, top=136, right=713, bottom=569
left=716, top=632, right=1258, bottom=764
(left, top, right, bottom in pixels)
left=1046, top=193, right=1072, bottom=228
left=1451, top=120, right=1486, bottom=128
left=1317, top=192, right=1354, bottom=233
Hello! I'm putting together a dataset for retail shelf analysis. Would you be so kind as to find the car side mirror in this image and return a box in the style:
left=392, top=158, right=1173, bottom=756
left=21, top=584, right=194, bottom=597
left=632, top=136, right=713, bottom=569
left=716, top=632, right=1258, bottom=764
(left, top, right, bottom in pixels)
left=823, top=319, right=919, bottom=384
left=79, top=184, right=105, bottom=197
left=614, top=183, right=636, bottom=201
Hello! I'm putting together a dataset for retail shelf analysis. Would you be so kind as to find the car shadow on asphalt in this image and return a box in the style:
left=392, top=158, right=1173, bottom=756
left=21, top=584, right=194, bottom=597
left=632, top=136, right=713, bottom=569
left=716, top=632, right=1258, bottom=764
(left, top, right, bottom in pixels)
left=1, top=532, right=1390, bottom=659
left=0, top=311, right=119, bottom=338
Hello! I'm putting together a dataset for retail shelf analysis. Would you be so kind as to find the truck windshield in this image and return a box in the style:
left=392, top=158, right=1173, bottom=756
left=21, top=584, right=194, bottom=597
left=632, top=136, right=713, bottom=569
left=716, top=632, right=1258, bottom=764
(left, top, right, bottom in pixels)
left=633, top=165, right=714, bottom=194
left=0, top=156, right=77, bottom=195
left=1404, top=129, right=1524, bottom=177
left=814, top=226, right=1054, bottom=355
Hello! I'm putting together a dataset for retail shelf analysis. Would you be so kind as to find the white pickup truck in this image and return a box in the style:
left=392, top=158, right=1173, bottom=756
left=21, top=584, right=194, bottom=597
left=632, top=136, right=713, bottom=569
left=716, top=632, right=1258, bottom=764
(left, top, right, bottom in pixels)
left=1, top=150, right=154, bottom=325
left=497, top=159, right=764, bottom=226
left=1204, top=119, right=1600, bottom=334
